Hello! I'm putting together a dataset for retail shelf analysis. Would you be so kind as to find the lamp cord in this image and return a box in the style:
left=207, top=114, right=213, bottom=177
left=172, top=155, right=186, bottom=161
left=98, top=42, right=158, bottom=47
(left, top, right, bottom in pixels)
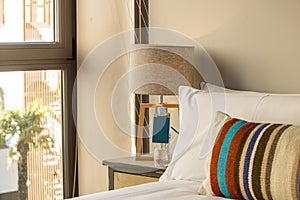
left=171, top=126, right=179, bottom=134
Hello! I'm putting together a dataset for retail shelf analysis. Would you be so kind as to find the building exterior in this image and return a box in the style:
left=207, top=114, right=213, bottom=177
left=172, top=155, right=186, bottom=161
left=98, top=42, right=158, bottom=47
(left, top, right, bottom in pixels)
left=0, top=0, right=53, bottom=42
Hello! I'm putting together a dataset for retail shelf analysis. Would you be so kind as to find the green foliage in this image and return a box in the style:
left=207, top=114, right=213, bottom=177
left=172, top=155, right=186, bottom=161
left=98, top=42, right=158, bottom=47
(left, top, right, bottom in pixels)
left=0, top=100, right=54, bottom=163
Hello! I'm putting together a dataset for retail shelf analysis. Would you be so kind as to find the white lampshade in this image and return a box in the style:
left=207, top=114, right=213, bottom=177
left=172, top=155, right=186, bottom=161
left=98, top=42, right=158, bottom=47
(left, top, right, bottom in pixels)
left=129, top=44, right=202, bottom=95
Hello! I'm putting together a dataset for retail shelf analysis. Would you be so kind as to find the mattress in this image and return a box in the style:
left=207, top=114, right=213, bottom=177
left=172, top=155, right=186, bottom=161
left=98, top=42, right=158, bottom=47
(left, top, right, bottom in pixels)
left=70, top=180, right=229, bottom=200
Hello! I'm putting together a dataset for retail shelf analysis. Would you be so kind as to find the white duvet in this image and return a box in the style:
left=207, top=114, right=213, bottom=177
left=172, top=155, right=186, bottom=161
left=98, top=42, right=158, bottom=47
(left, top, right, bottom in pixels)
left=70, top=180, right=229, bottom=200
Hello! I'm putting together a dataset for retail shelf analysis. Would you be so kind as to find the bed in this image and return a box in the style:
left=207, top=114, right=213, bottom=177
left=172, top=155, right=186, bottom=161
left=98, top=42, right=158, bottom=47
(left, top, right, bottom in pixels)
left=71, top=83, right=300, bottom=200
left=72, top=180, right=228, bottom=200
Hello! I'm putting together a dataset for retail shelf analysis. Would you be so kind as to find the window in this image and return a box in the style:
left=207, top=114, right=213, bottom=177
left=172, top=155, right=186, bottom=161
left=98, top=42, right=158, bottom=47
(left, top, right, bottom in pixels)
left=0, top=0, right=77, bottom=199
left=0, top=0, right=73, bottom=61
left=24, top=0, right=54, bottom=41
left=0, top=70, right=64, bottom=200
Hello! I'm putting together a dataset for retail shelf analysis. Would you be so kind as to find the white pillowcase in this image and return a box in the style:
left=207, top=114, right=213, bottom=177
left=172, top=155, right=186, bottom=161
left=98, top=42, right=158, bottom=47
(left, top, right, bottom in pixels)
left=201, top=82, right=261, bottom=94
left=160, top=85, right=300, bottom=182
left=160, top=86, right=266, bottom=182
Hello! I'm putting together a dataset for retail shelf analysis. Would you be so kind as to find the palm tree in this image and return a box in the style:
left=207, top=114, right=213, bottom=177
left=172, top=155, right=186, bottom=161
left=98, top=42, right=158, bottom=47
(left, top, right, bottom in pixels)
left=0, top=100, right=54, bottom=200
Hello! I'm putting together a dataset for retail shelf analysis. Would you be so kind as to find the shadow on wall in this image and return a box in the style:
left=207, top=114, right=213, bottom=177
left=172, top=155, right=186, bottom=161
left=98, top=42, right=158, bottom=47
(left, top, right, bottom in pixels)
left=195, top=47, right=244, bottom=91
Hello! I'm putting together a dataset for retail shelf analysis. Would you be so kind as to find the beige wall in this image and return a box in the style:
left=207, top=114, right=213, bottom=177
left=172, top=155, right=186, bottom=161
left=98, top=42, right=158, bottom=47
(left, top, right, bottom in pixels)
left=150, top=0, right=300, bottom=93
left=77, top=0, right=300, bottom=196
left=77, top=0, right=132, bottom=195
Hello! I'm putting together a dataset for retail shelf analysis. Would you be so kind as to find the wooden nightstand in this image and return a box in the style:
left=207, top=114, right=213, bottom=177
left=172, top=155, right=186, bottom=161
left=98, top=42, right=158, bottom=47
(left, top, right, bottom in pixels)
left=102, top=156, right=166, bottom=190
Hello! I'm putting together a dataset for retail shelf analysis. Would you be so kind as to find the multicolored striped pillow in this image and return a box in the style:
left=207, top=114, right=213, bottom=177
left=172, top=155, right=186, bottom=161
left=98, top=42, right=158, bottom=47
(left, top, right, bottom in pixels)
left=199, top=111, right=300, bottom=200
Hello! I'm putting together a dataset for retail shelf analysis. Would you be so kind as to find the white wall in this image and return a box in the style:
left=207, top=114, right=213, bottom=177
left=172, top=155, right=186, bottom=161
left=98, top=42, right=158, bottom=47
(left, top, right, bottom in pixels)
left=150, top=0, right=300, bottom=93
left=77, top=0, right=133, bottom=195
left=0, top=149, right=18, bottom=194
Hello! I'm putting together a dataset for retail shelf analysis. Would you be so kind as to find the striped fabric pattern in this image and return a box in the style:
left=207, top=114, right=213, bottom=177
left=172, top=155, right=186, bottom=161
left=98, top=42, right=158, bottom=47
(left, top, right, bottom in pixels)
left=200, top=112, right=300, bottom=200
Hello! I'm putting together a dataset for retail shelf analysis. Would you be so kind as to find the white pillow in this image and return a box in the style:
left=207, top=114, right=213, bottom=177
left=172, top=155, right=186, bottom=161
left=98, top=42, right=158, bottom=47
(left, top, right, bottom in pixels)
left=201, top=82, right=300, bottom=123
left=160, top=86, right=266, bottom=182
left=160, top=85, right=300, bottom=182
left=201, top=82, right=261, bottom=94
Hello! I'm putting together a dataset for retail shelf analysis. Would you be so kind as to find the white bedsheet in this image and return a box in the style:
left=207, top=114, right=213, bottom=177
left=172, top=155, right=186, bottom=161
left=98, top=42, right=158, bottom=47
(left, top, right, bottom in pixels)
left=70, top=180, right=229, bottom=200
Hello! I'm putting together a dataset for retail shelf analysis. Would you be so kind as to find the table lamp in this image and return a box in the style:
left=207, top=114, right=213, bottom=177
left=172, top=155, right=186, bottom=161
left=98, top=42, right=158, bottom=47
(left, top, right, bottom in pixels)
left=129, top=44, right=202, bottom=160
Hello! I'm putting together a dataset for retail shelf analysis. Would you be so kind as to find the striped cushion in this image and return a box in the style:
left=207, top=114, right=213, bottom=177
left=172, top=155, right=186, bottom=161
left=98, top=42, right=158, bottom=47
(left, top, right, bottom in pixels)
left=199, top=111, right=300, bottom=200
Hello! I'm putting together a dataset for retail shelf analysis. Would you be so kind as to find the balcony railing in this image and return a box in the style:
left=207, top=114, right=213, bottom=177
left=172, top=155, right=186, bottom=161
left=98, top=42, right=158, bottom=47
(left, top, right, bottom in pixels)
left=24, top=23, right=42, bottom=42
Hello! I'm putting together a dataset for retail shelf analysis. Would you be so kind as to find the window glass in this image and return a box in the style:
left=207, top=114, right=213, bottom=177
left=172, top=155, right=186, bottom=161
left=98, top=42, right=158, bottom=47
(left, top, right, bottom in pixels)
left=0, top=0, right=4, bottom=26
left=0, top=70, right=63, bottom=200
left=0, top=0, right=55, bottom=43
